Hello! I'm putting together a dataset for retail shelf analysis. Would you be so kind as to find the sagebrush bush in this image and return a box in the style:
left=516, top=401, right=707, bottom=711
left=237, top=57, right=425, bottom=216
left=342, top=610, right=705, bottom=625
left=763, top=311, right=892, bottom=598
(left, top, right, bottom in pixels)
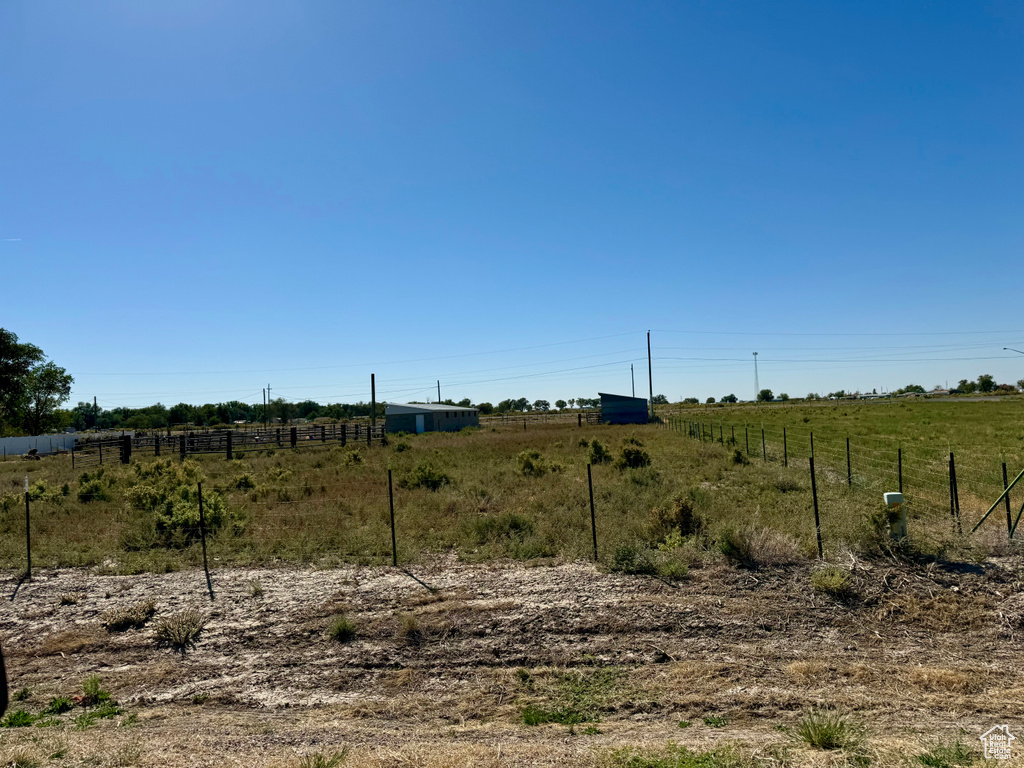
left=154, top=609, right=206, bottom=651
left=517, top=450, right=547, bottom=477
left=401, top=462, right=451, bottom=491
left=811, top=566, right=853, bottom=598
left=328, top=615, right=356, bottom=643
left=588, top=439, right=612, bottom=465
left=101, top=600, right=156, bottom=632
left=795, top=708, right=865, bottom=752
left=719, top=526, right=802, bottom=568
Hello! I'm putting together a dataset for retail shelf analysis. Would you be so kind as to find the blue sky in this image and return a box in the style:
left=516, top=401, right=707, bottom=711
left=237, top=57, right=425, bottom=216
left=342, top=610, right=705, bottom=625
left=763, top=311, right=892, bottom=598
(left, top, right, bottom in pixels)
left=2, top=1, right=1022, bottom=408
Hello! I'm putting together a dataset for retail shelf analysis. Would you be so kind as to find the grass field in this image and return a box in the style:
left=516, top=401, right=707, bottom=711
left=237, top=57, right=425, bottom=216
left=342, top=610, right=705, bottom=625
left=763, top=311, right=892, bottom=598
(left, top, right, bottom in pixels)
left=2, top=398, right=1022, bottom=574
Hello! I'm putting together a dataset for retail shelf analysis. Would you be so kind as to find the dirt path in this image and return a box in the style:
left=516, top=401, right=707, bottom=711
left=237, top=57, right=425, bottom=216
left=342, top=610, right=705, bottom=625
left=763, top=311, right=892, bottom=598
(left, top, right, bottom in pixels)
left=1, top=555, right=1023, bottom=766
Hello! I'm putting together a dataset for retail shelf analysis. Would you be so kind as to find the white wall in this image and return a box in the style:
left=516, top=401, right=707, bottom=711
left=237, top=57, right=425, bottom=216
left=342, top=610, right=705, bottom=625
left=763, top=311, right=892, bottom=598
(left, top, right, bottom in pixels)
left=0, top=434, right=78, bottom=457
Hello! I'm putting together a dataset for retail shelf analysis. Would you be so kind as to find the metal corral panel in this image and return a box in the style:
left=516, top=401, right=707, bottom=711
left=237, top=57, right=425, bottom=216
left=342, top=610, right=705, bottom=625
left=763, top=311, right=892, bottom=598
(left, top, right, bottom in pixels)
left=599, top=392, right=649, bottom=425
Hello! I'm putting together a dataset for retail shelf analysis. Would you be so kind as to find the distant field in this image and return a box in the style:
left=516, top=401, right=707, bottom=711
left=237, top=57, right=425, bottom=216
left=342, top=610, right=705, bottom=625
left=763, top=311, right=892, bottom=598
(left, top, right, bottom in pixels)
left=663, top=397, right=1024, bottom=531
left=2, top=397, right=1023, bottom=574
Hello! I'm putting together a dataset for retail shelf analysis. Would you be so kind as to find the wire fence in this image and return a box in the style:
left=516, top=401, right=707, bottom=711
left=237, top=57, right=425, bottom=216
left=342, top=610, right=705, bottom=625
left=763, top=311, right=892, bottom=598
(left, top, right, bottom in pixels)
left=662, top=415, right=1024, bottom=539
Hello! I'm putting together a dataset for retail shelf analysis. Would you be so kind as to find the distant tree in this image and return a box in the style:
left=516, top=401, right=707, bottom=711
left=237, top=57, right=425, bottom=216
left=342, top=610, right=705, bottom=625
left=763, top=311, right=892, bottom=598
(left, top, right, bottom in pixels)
left=779, top=393, right=790, bottom=402
left=533, top=399, right=550, bottom=412
left=757, top=389, right=774, bottom=402
left=683, top=397, right=699, bottom=404
left=568, top=399, right=576, bottom=408
left=0, top=329, right=46, bottom=434
left=496, top=399, right=515, bottom=413
left=457, top=398, right=472, bottom=408
left=555, top=399, right=567, bottom=410
left=476, top=402, right=493, bottom=415
left=806, top=393, right=820, bottom=401
left=957, top=379, right=977, bottom=394
left=652, top=394, right=669, bottom=404
left=827, top=390, right=846, bottom=399
left=21, top=362, right=73, bottom=435
left=1018, top=380, right=1024, bottom=392
left=720, top=394, right=738, bottom=403
left=977, top=374, right=996, bottom=393
left=898, top=384, right=926, bottom=395
left=705, top=397, right=716, bottom=404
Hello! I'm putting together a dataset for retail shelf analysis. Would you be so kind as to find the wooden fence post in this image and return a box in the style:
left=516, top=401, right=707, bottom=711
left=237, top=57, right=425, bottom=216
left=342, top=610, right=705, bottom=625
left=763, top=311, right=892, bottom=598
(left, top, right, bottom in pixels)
left=226, top=432, right=233, bottom=461
left=846, top=438, right=851, bottom=487
left=24, top=480, right=31, bottom=580
left=1003, top=462, right=1013, bottom=538
left=197, top=483, right=214, bottom=600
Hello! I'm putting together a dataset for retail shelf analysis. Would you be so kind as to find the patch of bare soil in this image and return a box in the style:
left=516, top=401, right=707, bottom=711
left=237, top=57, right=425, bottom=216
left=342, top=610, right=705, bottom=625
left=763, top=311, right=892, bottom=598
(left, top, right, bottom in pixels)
left=2, top=553, right=1023, bottom=766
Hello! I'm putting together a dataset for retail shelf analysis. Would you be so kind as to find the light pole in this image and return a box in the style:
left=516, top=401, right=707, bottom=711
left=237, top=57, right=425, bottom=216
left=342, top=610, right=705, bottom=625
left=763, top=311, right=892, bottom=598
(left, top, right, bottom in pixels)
left=753, top=352, right=759, bottom=401
left=1004, top=348, right=1024, bottom=388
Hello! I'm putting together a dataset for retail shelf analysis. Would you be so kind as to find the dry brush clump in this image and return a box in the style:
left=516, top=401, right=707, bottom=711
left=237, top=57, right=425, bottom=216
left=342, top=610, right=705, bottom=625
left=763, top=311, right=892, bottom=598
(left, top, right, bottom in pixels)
left=100, top=600, right=156, bottom=632
left=154, top=608, right=207, bottom=651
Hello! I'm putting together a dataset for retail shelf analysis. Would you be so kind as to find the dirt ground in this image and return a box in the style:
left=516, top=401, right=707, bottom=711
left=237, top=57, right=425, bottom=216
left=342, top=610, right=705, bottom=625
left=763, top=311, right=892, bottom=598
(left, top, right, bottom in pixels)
left=2, top=553, right=1024, bottom=766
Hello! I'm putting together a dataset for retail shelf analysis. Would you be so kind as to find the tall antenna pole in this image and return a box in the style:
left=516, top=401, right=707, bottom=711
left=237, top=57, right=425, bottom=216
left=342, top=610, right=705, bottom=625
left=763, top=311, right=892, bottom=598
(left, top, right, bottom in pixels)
left=647, top=331, right=654, bottom=421
left=371, top=374, right=376, bottom=428
left=753, top=353, right=759, bottom=401
left=631, top=364, right=635, bottom=398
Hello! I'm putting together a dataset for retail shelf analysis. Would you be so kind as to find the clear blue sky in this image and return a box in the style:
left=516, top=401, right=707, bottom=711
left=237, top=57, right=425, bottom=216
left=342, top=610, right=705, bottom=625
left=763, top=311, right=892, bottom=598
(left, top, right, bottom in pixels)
left=2, top=1, right=1022, bottom=408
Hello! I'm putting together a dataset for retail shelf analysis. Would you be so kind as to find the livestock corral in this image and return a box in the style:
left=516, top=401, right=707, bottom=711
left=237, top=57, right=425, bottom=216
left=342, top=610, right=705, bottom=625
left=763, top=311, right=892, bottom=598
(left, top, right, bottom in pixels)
left=1, top=404, right=1023, bottom=766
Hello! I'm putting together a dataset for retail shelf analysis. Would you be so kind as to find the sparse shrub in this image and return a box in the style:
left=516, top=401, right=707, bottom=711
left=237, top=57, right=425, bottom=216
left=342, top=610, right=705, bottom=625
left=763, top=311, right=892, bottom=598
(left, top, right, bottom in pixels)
left=650, top=497, right=703, bottom=541
left=1, top=709, right=35, bottom=727
left=328, top=615, right=356, bottom=643
left=232, top=473, right=256, bottom=490
left=398, top=614, right=422, bottom=645
left=732, top=449, right=749, bottom=465
left=77, top=474, right=111, bottom=503
left=522, top=704, right=588, bottom=726
left=775, top=476, right=803, bottom=493
left=248, top=579, right=264, bottom=598
left=59, top=592, right=84, bottom=606
left=916, top=738, right=978, bottom=767
left=341, top=448, right=362, bottom=466
left=41, top=696, right=75, bottom=715
left=393, top=441, right=411, bottom=453
left=81, top=676, right=112, bottom=707
left=616, top=441, right=651, bottom=470
left=517, top=450, right=548, bottom=477
left=588, top=439, right=612, bottom=464
left=154, top=608, right=207, bottom=651
left=473, top=513, right=534, bottom=545
left=401, top=463, right=450, bottom=491
left=610, top=544, right=657, bottom=575
left=719, top=526, right=802, bottom=569
left=101, top=600, right=156, bottom=632
left=811, top=566, right=853, bottom=598
left=795, top=708, right=865, bottom=751
left=703, top=714, right=727, bottom=727
left=299, top=750, right=350, bottom=768
left=12, top=688, right=30, bottom=702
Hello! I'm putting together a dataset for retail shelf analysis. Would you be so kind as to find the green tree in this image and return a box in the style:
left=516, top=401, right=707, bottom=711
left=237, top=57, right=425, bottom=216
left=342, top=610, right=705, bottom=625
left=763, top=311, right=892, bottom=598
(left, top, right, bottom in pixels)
left=720, top=394, right=738, bottom=403
left=21, top=362, right=74, bottom=435
left=533, top=399, right=550, bottom=412
left=977, top=374, right=996, bottom=393
left=705, top=397, right=716, bottom=404
left=0, top=328, right=45, bottom=433
left=457, top=398, right=472, bottom=408
left=652, top=394, right=669, bottom=404
left=476, top=402, right=493, bottom=414
left=779, top=393, right=790, bottom=402
left=554, top=399, right=567, bottom=410
left=757, top=389, right=774, bottom=402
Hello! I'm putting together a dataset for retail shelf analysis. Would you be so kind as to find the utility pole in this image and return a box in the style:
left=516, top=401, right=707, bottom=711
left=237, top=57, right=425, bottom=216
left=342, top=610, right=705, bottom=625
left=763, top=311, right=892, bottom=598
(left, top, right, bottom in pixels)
left=631, top=364, right=635, bottom=398
left=266, top=383, right=271, bottom=427
left=753, top=353, right=759, bottom=402
left=437, top=380, right=441, bottom=403
left=262, top=389, right=266, bottom=429
left=371, top=374, right=376, bottom=428
left=647, top=330, right=654, bottom=421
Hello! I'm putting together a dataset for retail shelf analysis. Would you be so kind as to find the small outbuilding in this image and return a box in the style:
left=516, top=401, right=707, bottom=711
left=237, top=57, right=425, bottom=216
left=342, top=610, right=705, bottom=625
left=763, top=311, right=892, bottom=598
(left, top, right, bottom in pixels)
left=599, top=392, right=649, bottom=425
left=385, top=403, right=479, bottom=434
